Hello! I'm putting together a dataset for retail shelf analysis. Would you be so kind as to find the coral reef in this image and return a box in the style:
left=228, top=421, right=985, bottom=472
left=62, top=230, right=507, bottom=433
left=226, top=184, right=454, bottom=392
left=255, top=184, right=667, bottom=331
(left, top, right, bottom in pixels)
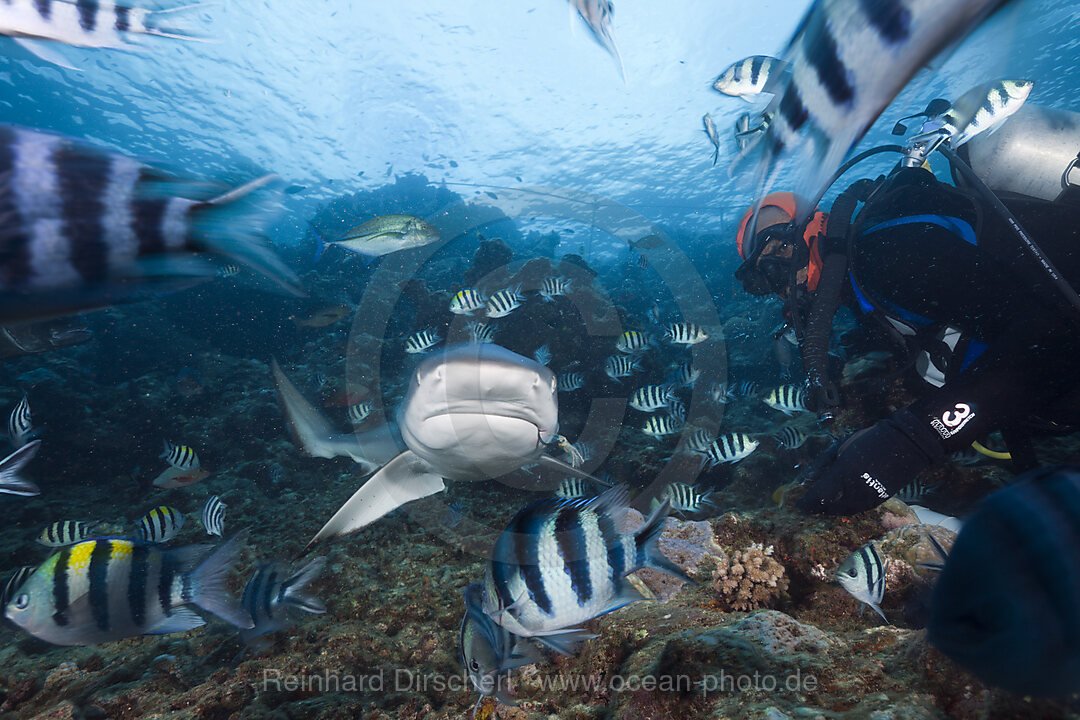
left=711, top=543, right=790, bottom=612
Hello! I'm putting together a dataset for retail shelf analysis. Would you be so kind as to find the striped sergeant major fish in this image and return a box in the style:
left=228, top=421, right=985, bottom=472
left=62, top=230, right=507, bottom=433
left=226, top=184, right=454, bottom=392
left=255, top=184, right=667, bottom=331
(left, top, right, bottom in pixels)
left=466, top=320, right=497, bottom=344
left=0, top=125, right=300, bottom=324
left=136, top=505, right=184, bottom=544
left=569, top=0, right=625, bottom=84
left=238, top=556, right=327, bottom=650
left=161, top=440, right=199, bottom=470
left=485, top=286, right=525, bottom=319
left=0, top=0, right=204, bottom=69
left=555, top=477, right=591, bottom=499
left=615, top=330, right=651, bottom=354
left=450, top=288, right=487, bottom=315
left=932, top=79, right=1034, bottom=148
left=628, top=384, right=674, bottom=412
left=7, top=394, right=33, bottom=448
left=764, top=385, right=808, bottom=416
left=1, top=565, right=35, bottom=609
left=3, top=534, right=252, bottom=646
left=38, top=520, right=97, bottom=547
left=745, top=0, right=1014, bottom=221
left=893, top=478, right=941, bottom=504
left=669, top=361, right=700, bottom=387
left=703, top=113, right=721, bottom=166
left=712, top=55, right=787, bottom=101
left=346, top=401, right=373, bottom=425
left=482, top=486, right=691, bottom=650
left=836, top=542, right=888, bottom=623
left=654, top=481, right=716, bottom=515
left=0, top=439, right=41, bottom=496
left=460, top=582, right=546, bottom=712
left=405, top=328, right=442, bottom=354
left=539, top=276, right=571, bottom=302
left=685, top=427, right=714, bottom=453
left=642, top=414, right=683, bottom=439
left=557, top=372, right=585, bottom=392
left=201, top=495, right=226, bottom=538
left=696, top=433, right=759, bottom=466
left=665, top=322, right=708, bottom=345
left=709, top=381, right=734, bottom=405
left=604, top=354, right=641, bottom=382
left=774, top=425, right=809, bottom=450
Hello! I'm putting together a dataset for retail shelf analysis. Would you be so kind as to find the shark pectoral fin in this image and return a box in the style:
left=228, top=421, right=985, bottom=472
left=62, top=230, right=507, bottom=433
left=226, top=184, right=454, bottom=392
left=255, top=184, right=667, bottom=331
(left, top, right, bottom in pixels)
left=537, top=454, right=598, bottom=482
left=306, top=451, right=445, bottom=548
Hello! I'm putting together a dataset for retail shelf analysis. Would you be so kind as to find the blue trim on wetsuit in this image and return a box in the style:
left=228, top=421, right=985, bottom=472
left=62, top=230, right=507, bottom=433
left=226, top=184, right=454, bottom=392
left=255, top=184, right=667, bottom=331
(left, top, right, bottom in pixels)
left=848, top=272, right=934, bottom=328
left=863, top=214, right=978, bottom=247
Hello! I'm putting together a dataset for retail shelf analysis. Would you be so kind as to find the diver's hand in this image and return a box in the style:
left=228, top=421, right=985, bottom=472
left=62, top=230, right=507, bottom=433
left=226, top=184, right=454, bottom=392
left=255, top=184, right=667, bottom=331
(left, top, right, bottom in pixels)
left=797, top=409, right=945, bottom=514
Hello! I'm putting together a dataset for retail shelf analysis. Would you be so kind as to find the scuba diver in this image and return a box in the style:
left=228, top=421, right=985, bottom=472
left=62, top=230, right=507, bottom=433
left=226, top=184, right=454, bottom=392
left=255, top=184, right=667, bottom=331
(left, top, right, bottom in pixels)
left=733, top=103, right=1080, bottom=515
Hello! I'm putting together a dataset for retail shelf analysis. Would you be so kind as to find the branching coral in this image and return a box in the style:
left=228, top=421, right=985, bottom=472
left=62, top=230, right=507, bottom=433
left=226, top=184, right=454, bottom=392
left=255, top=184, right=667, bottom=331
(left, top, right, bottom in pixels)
left=711, top=543, right=789, bottom=612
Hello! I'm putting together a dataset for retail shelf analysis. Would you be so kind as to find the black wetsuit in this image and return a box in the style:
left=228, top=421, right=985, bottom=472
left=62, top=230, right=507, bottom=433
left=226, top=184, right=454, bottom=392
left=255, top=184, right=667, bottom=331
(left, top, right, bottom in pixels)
left=798, top=166, right=1080, bottom=514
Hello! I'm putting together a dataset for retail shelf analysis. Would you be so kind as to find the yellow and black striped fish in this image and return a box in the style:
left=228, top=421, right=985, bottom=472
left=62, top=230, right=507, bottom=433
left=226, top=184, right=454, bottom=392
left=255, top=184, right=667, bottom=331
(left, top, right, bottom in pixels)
left=160, top=441, right=200, bottom=471
left=38, top=521, right=97, bottom=547
left=3, top=535, right=252, bottom=646
left=763, top=385, right=808, bottom=416
left=135, top=506, right=184, bottom=544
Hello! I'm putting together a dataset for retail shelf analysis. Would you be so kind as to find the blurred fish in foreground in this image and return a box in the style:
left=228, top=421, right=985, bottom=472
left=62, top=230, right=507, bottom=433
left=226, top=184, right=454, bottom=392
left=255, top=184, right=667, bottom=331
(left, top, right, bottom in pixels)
left=238, top=556, right=327, bottom=654
left=569, top=0, right=625, bottom=83
left=743, top=0, right=1014, bottom=219
left=0, top=0, right=206, bottom=69
left=0, top=125, right=301, bottom=323
left=928, top=466, right=1080, bottom=697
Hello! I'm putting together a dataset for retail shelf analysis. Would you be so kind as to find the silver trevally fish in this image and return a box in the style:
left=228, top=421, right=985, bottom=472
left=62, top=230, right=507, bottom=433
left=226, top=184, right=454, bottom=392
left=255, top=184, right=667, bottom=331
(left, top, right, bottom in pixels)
left=748, top=0, right=1013, bottom=219
left=0, top=125, right=301, bottom=323
left=0, top=0, right=202, bottom=69
left=278, top=345, right=594, bottom=548
left=569, top=0, right=625, bottom=83
left=311, top=214, right=440, bottom=262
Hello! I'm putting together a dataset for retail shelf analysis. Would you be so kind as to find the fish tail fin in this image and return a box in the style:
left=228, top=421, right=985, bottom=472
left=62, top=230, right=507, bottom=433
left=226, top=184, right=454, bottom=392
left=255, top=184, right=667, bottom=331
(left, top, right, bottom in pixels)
left=280, top=556, right=328, bottom=614
left=532, top=628, right=597, bottom=656
left=0, top=439, right=41, bottom=496
left=186, top=532, right=253, bottom=629
left=159, top=439, right=171, bottom=459
left=633, top=498, right=693, bottom=584
left=190, top=175, right=303, bottom=296
left=309, top=222, right=330, bottom=264
left=143, top=3, right=218, bottom=42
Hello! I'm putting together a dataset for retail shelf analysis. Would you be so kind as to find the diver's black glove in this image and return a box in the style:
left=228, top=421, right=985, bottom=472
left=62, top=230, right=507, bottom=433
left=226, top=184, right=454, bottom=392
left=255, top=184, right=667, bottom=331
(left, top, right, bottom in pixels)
left=797, top=409, right=945, bottom=515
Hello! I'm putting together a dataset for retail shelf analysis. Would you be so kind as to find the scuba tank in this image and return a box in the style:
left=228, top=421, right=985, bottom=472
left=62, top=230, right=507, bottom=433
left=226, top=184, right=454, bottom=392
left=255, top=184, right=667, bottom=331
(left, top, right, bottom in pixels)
left=965, top=104, right=1080, bottom=203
